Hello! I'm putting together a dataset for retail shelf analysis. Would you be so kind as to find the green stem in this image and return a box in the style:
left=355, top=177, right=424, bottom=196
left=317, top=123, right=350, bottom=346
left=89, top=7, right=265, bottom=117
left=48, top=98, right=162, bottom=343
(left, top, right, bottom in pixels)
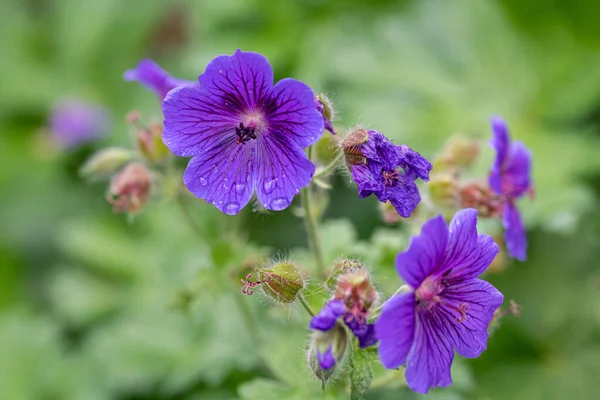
left=371, top=284, right=411, bottom=317
left=302, top=148, right=327, bottom=278
left=314, top=152, right=343, bottom=179
left=298, top=293, right=316, bottom=317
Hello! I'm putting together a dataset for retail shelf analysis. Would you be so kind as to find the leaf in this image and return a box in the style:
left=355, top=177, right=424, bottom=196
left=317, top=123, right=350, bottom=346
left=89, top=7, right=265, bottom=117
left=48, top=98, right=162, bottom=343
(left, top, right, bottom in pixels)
left=350, top=351, right=375, bottom=400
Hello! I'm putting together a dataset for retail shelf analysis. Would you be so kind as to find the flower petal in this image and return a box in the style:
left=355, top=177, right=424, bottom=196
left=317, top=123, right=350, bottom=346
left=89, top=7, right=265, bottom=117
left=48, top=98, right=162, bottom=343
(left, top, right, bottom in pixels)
left=310, top=299, right=346, bottom=332
left=489, top=116, right=510, bottom=195
left=182, top=140, right=256, bottom=215
left=162, top=86, right=240, bottom=157
left=199, top=49, right=274, bottom=112
left=124, top=59, right=196, bottom=99
left=385, top=176, right=421, bottom=218
left=376, top=292, right=416, bottom=368
left=318, top=345, right=336, bottom=370
left=255, top=135, right=315, bottom=211
left=351, top=163, right=383, bottom=199
left=396, top=215, right=448, bottom=288
left=503, top=201, right=527, bottom=261
left=267, top=78, right=324, bottom=148
left=503, top=140, right=532, bottom=198
left=345, top=319, right=377, bottom=348
left=405, top=310, right=454, bottom=394
left=436, top=279, right=503, bottom=358
left=397, top=145, right=432, bottom=182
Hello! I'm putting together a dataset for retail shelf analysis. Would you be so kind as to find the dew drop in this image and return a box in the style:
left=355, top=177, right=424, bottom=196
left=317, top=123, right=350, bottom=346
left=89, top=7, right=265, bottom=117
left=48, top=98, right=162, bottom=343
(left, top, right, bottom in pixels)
left=295, top=188, right=300, bottom=194
left=218, top=200, right=223, bottom=205
left=199, top=177, right=208, bottom=186
left=270, top=198, right=288, bottom=210
left=233, top=182, right=246, bottom=194
left=224, top=202, right=240, bottom=214
left=262, top=177, right=278, bottom=194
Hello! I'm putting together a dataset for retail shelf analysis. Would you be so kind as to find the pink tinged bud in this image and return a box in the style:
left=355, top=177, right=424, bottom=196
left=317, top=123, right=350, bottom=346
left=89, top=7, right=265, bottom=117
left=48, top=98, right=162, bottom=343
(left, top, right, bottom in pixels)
left=334, top=271, right=377, bottom=322
left=340, top=127, right=369, bottom=166
left=128, top=113, right=171, bottom=163
left=435, top=137, right=480, bottom=170
left=241, top=261, right=304, bottom=304
left=459, top=182, right=504, bottom=218
left=107, top=162, right=152, bottom=213
left=326, top=259, right=364, bottom=290
left=428, top=173, right=460, bottom=208
left=380, top=201, right=403, bottom=224
left=80, top=147, right=133, bottom=179
left=307, top=322, right=348, bottom=383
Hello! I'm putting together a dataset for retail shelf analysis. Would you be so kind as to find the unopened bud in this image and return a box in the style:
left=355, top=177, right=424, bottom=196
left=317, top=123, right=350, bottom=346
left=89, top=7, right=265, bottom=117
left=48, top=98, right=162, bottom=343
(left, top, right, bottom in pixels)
left=334, top=271, right=377, bottom=315
left=316, top=93, right=336, bottom=135
left=380, top=201, right=403, bottom=224
left=459, top=182, right=504, bottom=218
left=241, top=261, right=304, bottom=304
left=435, top=137, right=480, bottom=171
left=127, top=112, right=170, bottom=163
left=80, top=147, right=133, bottom=179
left=428, top=172, right=460, bottom=209
left=307, top=322, right=348, bottom=383
left=326, top=259, right=364, bottom=290
left=107, top=162, right=152, bottom=213
left=340, top=127, right=369, bottom=166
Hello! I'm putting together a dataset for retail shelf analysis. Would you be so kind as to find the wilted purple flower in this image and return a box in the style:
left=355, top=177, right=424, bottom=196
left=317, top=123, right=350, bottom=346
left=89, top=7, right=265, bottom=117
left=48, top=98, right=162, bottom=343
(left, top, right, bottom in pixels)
left=375, top=209, right=503, bottom=394
left=315, top=94, right=336, bottom=135
left=310, top=271, right=378, bottom=369
left=341, top=128, right=432, bottom=218
left=124, top=59, right=198, bottom=100
left=50, top=100, right=110, bottom=149
left=489, top=117, right=533, bottom=261
left=162, top=50, right=324, bottom=215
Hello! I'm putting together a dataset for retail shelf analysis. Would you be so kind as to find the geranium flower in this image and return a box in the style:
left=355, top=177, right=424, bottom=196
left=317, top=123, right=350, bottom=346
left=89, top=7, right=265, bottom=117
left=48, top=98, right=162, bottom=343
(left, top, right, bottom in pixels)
left=375, top=209, right=503, bottom=393
left=162, top=50, right=324, bottom=214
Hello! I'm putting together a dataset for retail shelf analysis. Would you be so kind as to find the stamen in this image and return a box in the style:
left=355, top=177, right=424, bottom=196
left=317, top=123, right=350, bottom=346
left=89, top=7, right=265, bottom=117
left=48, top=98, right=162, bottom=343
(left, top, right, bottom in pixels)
left=383, top=170, right=400, bottom=186
left=235, top=122, right=257, bottom=145
left=241, top=273, right=264, bottom=295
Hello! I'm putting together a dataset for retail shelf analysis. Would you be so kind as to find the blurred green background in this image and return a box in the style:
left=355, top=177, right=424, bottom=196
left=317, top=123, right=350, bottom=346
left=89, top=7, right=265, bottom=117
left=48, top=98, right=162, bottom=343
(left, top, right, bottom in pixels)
left=2, top=0, right=600, bottom=399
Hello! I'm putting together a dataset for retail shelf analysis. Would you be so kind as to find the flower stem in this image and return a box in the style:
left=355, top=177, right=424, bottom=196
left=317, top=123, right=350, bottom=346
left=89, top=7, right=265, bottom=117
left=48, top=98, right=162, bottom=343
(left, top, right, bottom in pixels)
left=302, top=148, right=327, bottom=278
left=298, top=292, right=316, bottom=317
left=314, top=151, right=343, bottom=179
left=371, top=284, right=411, bottom=317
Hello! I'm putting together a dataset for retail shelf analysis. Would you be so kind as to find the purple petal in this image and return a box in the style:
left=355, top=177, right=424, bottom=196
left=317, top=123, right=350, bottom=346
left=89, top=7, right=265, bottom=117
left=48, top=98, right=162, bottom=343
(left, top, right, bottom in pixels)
left=345, top=318, right=378, bottom=348
left=124, top=59, right=196, bottom=99
left=268, top=78, right=324, bottom=148
left=436, top=279, right=503, bottom=358
left=50, top=100, right=109, bottom=149
left=503, top=141, right=532, bottom=198
left=385, top=176, right=421, bottom=218
left=198, top=49, right=273, bottom=112
left=396, top=215, right=448, bottom=288
left=254, top=135, right=315, bottom=211
left=162, top=86, right=240, bottom=157
left=351, top=163, right=383, bottom=198
left=489, top=116, right=510, bottom=182
left=397, top=145, right=432, bottom=182
left=317, top=345, right=336, bottom=370
left=376, top=292, right=416, bottom=368
left=310, top=299, right=346, bottom=331
left=405, top=310, right=454, bottom=394
left=182, top=141, right=256, bottom=215
left=315, top=97, right=336, bottom=135
left=503, top=201, right=527, bottom=261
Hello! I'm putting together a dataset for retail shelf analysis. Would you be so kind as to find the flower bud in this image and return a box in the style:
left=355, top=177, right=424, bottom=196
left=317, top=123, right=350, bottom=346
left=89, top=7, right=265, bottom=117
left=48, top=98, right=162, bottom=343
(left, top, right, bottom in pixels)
left=334, top=271, right=377, bottom=315
left=315, top=93, right=336, bottom=135
left=380, top=200, right=403, bottom=224
left=241, top=261, right=304, bottom=304
left=459, top=182, right=504, bottom=218
left=307, top=322, right=348, bottom=383
left=340, top=127, right=369, bottom=166
left=127, top=111, right=170, bottom=163
left=326, top=259, right=363, bottom=290
left=107, top=162, right=152, bottom=213
left=428, top=172, right=460, bottom=209
left=435, top=137, right=479, bottom=171
left=80, top=147, right=133, bottom=179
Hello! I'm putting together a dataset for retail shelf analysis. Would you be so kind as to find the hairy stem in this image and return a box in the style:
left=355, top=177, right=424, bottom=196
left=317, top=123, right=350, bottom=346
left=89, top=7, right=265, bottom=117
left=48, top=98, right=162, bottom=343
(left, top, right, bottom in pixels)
left=371, top=284, right=411, bottom=317
left=298, top=292, right=317, bottom=317
left=314, top=151, right=343, bottom=179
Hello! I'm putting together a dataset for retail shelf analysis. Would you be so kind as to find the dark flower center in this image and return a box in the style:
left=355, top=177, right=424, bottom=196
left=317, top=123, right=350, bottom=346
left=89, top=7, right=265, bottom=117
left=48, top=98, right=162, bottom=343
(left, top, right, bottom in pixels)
left=383, top=170, right=400, bottom=186
left=235, top=122, right=257, bottom=144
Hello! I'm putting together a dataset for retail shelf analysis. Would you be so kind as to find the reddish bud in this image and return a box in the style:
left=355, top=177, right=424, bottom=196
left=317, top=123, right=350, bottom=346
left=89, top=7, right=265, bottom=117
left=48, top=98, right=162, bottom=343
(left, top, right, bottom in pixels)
left=334, top=271, right=377, bottom=322
left=107, top=162, right=152, bottom=213
left=460, top=182, right=504, bottom=218
left=340, top=127, right=369, bottom=166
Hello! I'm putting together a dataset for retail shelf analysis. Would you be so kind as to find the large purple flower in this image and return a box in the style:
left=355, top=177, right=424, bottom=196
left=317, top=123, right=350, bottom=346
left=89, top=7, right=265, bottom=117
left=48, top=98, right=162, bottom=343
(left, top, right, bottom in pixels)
left=489, top=117, right=533, bottom=261
left=162, top=50, right=324, bottom=214
left=375, top=209, right=503, bottom=394
left=50, top=100, right=110, bottom=149
left=341, top=129, right=432, bottom=218
left=124, top=59, right=198, bottom=100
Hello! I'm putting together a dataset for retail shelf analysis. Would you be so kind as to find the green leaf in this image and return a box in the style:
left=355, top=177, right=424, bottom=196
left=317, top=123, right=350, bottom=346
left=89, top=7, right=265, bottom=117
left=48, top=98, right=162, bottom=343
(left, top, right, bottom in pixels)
left=350, top=351, right=375, bottom=400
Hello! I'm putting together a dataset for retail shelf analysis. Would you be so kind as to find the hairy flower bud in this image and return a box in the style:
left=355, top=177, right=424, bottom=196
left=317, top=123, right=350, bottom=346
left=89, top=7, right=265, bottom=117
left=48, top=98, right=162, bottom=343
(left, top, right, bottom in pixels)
left=127, top=111, right=170, bottom=163
left=435, top=137, right=479, bottom=171
left=340, top=127, right=369, bottom=166
left=80, top=147, right=133, bottom=179
left=307, top=322, right=348, bottom=383
left=326, top=259, right=364, bottom=290
left=460, top=182, right=504, bottom=218
left=428, top=172, right=460, bottom=209
left=241, top=261, right=304, bottom=304
left=315, top=93, right=336, bottom=135
left=334, top=271, right=377, bottom=316
left=107, top=162, right=152, bottom=213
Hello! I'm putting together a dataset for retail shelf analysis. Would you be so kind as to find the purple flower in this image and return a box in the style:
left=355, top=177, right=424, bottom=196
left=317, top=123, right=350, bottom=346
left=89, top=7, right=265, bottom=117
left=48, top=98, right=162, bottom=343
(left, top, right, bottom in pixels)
left=375, top=209, right=503, bottom=394
left=341, top=128, right=432, bottom=218
left=315, top=96, right=336, bottom=135
left=124, top=59, right=198, bottom=100
left=489, top=117, right=533, bottom=261
left=50, top=100, right=110, bottom=149
left=162, top=50, right=324, bottom=215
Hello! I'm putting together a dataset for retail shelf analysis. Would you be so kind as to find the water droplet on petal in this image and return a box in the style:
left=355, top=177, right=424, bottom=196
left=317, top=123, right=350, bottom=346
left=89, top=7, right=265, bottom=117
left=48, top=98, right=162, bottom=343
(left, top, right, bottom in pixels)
left=234, top=182, right=246, bottom=194
left=295, top=188, right=300, bottom=194
left=199, top=177, right=208, bottom=186
left=263, top=177, right=278, bottom=194
left=270, top=198, right=289, bottom=211
left=224, top=202, right=240, bottom=214
left=218, top=200, right=223, bottom=205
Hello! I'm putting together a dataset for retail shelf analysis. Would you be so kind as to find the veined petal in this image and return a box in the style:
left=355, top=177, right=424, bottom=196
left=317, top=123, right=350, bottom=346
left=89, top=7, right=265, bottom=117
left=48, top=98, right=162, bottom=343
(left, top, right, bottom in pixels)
left=255, top=135, right=315, bottom=211
left=124, top=59, right=196, bottom=99
left=318, top=345, right=336, bottom=370
left=267, top=78, right=324, bottom=148
left=310, top=299, right=346, bottom=331
left=183, top=139, right=256, bottom=215
left=396, top=215, right=448, bottom=288
left=405, top=310, right=454, bottom=394
left=385, top=176, right=421, bottom=218
left=397, top=145, right=432, bottom=182
left=345, top=319, right=377, bottom=348
left=351, top=163, right=383, bottom=199
left=503, top=141, right=532, bottom=198
left=376, top=292, right=416, bottom=368
left=504, top=202, right=527, bottom=261
left=436, top=279, right=503, bottom=358
left=199, top=49, right=273, bottom=112
left=162, top=86, right=240, bottom=157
